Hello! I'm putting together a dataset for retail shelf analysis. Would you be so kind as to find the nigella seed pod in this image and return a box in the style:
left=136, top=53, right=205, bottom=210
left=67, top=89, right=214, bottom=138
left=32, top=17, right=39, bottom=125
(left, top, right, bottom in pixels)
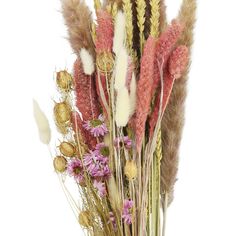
left=59, top=142, right=76, bottom=157
left=124, top=160, right=137, bottom=180
left=56, top=70, right=73, bottom=91
left=54, top=102, right=71, bottom=124
left=53, top=156, right=67, bottom=172
left=96, top=52, right=114, bottom=73
left=78, top=211, right=92, bottom=228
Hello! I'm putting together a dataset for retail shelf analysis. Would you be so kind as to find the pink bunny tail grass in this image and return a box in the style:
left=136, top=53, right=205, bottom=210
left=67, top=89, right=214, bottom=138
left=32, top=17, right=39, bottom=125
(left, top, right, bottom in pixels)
left=71, top=112, right=97, bottom=149
left=169, top=45, right=189, bottom=79
left=73, top=59, right=100, bottom=121
left=95, top=73, right=109, bottom=116
left=151, top=20, right=184, bottom=97
left=149, top=46, right=189, bottom=137
left=95, top=10, right=114, bottom=53
left=135, top=36, right=157, bottom=153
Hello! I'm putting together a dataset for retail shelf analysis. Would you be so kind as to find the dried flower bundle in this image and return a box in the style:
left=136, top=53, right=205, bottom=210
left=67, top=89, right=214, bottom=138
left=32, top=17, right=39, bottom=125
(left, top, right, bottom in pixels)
left=36, top=0, right=196, bottom=235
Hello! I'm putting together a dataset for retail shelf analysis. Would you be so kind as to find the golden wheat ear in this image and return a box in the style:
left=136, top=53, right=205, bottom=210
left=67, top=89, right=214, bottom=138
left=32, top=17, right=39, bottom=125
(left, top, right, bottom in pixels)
left=160, top=0, right=197, bottom=205
left=61, top=0, right=95, bottom=57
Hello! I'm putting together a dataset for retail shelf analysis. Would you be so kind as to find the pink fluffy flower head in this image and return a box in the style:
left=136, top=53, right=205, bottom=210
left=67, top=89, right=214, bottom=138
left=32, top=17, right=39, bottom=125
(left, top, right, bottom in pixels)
left=67, top=158, right=84, bottom=184
left=83, top=114, right=108, bottom=137
left=114, top=136, right=132, bottom=149
left=93, top=180, right=107, bottom=197
left=122, top=199, right=134, bottom=225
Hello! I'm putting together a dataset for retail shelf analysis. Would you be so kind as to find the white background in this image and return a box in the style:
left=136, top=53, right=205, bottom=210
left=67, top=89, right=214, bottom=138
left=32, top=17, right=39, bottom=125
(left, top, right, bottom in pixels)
left=0, top=0, right=236, bottom=235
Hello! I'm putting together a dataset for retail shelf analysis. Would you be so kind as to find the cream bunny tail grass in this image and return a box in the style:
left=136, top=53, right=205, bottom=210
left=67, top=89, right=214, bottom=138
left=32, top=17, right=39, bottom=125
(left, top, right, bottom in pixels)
left=160, top=0, right=196, bottom=205
left=61, top=0, right=95, bottom=57
left=33, top=100, right=51, bottom=145
left=80, top=48, right=95, bottom=75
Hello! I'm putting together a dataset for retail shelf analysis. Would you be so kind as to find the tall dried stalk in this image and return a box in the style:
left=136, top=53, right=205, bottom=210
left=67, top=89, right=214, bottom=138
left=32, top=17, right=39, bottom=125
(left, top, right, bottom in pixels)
left=161, top=0, right=197, bottom=205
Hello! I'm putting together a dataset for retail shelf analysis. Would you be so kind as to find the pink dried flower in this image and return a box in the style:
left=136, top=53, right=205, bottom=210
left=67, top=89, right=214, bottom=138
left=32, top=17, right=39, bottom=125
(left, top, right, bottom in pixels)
left=67, top=158, right=84, bottom=184
left=71, top=112, right=97, bottom=149
left=83, top=114, right=108, bottom=137
left=114, top=136, right=132, bottom=149
left=169, top=45, right=189, bottom=79
left=95, top=143, right=110, bottom=157
left=73, top=59, right=100, bottom=121
left=95, top=10, right=114, bottom=53
left=93, top=180, right=107, bottom=197
left=108, top=212, right=117, bottom=230
left=135, top=36, right=156, bottom=153
left=122, top=199, right=134, bottom=225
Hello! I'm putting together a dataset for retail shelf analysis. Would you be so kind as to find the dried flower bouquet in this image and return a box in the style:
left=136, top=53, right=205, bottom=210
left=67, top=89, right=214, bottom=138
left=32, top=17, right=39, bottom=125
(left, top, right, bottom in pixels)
left=34, top=0, right=196, bottom=235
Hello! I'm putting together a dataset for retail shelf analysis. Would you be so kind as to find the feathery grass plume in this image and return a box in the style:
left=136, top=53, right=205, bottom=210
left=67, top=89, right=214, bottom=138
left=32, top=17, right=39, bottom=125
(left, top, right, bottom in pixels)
left=73, top=59, right=100, bottom=121
left=135, top=36, right=156, bottom=153
left=80, top=48, right=95, bottom=75
left=150, top=0, right=160, bottom=37
left=152, top=20, right=184, bottom=97
left=114, top=47, right=129, bottom=90
left=33, top=100, right=51, bottom=144
left=115, top=87, right=130, bottom=127
left=113, top=11, right=126, bottom=55
left=161, top=0, right=196, bottom=205
left=159, top=0, right=167, bottom=33
left=129, top=73, right=136, bottom=116
left=149, top=46, right=189, bottom=136
left=61, top=0, right=95, bottom=57
left=122, top=0, right=134, bottom=54
left=136, top=0, right=146, bottom=54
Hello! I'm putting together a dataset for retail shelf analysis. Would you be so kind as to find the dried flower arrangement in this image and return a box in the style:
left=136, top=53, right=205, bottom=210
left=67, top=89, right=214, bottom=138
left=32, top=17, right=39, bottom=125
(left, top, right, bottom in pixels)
left=34, top=0, right=196, bottom=235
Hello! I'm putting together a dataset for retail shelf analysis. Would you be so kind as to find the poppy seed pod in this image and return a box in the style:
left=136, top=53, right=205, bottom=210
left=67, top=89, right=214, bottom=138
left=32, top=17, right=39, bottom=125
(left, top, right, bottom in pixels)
left=124, top=160, right=137, bottom=180
left=78, top=211, right=92, bottom=228
left=56, top=70, right=73, bottom=91
left=59, top=142, right=76, bottom=157
left=54, top=102, right=71, bottom=124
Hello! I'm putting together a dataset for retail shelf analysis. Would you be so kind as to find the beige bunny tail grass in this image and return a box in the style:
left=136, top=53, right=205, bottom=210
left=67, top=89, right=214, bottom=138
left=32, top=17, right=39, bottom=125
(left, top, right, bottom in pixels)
left=61, top=0, right=95, bottom=57
left=160, top=0, right=196, bottom=205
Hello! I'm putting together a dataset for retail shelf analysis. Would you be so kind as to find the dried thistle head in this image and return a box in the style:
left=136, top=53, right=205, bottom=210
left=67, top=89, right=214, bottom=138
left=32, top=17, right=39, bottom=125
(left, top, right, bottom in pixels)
left=96, top=52, right=114, bottom=73
left=53, top=156, right=67, bottom=172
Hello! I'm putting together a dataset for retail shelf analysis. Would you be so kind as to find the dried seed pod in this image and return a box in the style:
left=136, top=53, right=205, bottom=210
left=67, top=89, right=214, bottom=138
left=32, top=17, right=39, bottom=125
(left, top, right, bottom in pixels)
left=56, top=70, right=73, bottom=91
left=124, top=160, right=137, bottom=180
left=78, top=211, right=92, bottom=228
left=54, top=102, right=71, bottom=124
left=53, top=156, right=67, bottom=172
left=96, top=52, right=114, bottom=73
left=59, top=142, right=76, bottom=157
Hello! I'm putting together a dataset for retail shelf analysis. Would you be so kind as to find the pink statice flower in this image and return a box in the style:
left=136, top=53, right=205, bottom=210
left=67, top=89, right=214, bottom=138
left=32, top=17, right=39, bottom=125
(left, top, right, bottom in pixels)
left=93, top=180, right=106, bottom=197
left=108, top=212, right=117, bottom=231
left=83, top=150, right=111, bottom=179
left=67, top=158, right=84, bottom=184
left=122, top=199, right=134, bottom=225
left=83, top=114, right=108, bottom=137
left=114, top=136, right=132, bottom=149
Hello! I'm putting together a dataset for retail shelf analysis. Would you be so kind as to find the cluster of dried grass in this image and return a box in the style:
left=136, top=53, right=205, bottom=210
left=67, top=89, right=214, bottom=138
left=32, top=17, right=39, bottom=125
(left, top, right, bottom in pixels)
left=35, top=0, right=196, bottom=235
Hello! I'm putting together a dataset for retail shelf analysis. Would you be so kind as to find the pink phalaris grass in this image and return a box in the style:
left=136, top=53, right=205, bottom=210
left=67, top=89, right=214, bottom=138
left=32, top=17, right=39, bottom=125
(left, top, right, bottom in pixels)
left=135, top=36, right=157, bottom=153
left=71, top=111, right=97, bottom=149
left=149, top=46, right=189, bottom=137
left=73, top=59, right=100, bottom=121
left=95, top=10, right=114, bottom=53
left=152, top=20, right=184, bottom=97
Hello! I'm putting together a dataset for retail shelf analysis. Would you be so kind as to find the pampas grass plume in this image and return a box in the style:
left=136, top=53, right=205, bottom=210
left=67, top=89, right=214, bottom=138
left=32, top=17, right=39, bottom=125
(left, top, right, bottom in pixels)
left=114, top=47, right=129, bottom=90
left=115, top=88, right=130, bottom=127
left=80, top=48, right=95, bottom=75
left=113, top=11, right=126, bottom=54
left=33, top=100, right=51, bottom=145
left=129, top=73, right=137, bottom=116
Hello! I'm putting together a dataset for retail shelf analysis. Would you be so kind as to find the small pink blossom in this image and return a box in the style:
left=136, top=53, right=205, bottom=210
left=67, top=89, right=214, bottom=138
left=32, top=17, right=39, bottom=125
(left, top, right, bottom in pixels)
left=122, top=199, right=134, bottom=225
left=67, top=158, right=84, bottom=184
left=83, top=114, right=108, bottom=137
left=108, top=212, right=117, bottom=231
left=93, top=180, right=106, bottom=197
left=114, top=136, right=132, bottom=149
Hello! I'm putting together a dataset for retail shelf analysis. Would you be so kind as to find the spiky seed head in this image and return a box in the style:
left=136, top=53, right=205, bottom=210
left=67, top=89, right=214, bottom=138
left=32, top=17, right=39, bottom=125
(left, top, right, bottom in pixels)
left=78, top=211, right=92, bottom=228
left=124, top=160, right=137, bottom=180
left=59, top=142, right=76, bottom=157
left=53, top=156, right=67, bottom=173
left=56, top=70, right=73, bottom=91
